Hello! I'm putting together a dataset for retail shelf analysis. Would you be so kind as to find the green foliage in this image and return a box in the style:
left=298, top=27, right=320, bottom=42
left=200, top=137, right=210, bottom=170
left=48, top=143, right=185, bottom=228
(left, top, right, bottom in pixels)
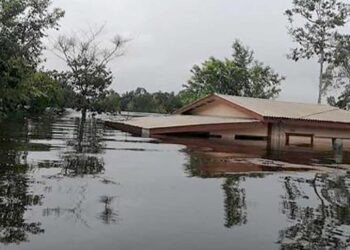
left=20, top=71, right=64, bottom=113
left=92, top=90, right=120, bottom=114
left=54, top=27, right=126, bottom=118
left=333, top=35, right=350, bottom=76
left=180, top=40, right=283, bottom=104
left=152, top=91, right=183, bottom=113
left=120, top=88, right=152, bottom=112
left=328, top=85, right=350, bottom=110
left=285, top=0, right=350, bottom=103
left=327, top=36, right=350, bottom=109
left=0, top=0, right=64, bottom=66
left=120, top=88, right=183, bottom=114
left=0, top=69, right=65, bottom=116
left=50, top=70, right=77, bottom=109
left=0, top=0, right=64, bottom=117
left=62, top=62, right=113, bottom=114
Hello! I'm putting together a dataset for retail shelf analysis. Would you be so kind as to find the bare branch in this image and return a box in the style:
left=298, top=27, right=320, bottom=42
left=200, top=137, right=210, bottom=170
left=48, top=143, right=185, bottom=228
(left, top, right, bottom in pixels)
left=51, top=25, right=129, bottom=114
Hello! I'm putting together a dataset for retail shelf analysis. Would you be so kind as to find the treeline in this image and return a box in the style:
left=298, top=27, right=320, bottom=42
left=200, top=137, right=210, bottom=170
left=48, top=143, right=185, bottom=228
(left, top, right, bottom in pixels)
left=91, top=88, right=183, bottom=114
left=1, top=0, right=350, bottom=120
left=118, top=88, right=183, bottom=113
left=0, top=0, right=64, bottom=118
left=0, top=0, right=284, bottom=118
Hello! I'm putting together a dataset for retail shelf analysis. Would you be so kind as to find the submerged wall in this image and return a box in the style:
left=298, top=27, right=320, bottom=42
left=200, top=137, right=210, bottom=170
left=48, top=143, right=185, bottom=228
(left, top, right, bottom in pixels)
left=210, top=124, right=267, bottom=139
left=208, top=122, right=350, bottom=151
left=269, top=123, right=350, bottom=150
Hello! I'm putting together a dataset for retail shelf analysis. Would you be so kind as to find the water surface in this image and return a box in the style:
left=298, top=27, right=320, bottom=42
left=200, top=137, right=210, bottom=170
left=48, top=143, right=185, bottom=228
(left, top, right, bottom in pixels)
left=0, top=113, right=349, bottom=250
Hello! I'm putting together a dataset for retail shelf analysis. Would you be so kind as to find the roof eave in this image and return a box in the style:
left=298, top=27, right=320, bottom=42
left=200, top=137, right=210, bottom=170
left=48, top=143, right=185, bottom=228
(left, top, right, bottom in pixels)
left=173, top=94, right=217, bottom=114
left=264, top=117, right=350, bottom=129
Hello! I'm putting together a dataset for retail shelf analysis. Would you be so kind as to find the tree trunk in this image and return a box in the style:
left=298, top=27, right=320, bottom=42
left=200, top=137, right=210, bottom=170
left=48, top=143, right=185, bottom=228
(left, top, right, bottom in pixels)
left=77, top=107, right=87, bottom=153
left=81, top=107, right=87, bottom=123
left=317, top=55, right=324, bottom=104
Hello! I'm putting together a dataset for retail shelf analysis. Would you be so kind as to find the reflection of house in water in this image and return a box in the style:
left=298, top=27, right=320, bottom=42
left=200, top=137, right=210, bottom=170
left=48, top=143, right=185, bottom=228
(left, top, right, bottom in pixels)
left=106, top=94, right=350, bottom=158
left=184, top=148, right=267, bottom=228
left=184, top=144, right=350, bottom=239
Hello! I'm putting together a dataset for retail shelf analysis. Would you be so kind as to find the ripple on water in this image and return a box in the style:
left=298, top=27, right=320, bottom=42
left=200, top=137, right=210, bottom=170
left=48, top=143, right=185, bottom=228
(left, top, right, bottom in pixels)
left=0, top=113, right=349, bottom=250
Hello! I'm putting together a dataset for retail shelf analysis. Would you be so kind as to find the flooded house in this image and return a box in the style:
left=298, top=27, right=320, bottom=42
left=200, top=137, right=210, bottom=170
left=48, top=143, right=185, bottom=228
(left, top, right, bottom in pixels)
left=106, top=94, right=350, bottom=153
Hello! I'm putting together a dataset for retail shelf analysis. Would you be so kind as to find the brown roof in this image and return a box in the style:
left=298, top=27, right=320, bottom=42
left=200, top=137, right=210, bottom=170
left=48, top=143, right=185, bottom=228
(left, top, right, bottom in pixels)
left=119, top=115, right=259, bottom=129
left=177, top=94, right=350, bottom=124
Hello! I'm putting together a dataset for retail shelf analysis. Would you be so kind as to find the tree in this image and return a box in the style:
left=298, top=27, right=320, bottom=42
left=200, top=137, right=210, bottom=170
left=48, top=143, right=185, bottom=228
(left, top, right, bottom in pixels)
left=180, top=40, right=283, bottom=104
left=92, top=90, right=120, bottom=114
left=120, top=88, right=155, bottom=112
left=54, top=26, right=127, bottom=120
left=327, top=35, right=350, bottom=109
left=285, top=0, right=350, bottom=104
left=152, top=91, right=183, bottom=113
left=49, top=70, right=77, bottom=109
left=20, top=71, right=64, bottom=113
left=0, top=0, right=64, bottom=116
left=119, top=88, right=183, bottom=113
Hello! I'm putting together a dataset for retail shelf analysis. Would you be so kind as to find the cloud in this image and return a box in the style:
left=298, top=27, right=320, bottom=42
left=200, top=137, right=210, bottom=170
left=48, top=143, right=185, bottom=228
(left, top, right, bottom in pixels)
left=44, top=0, right=350, bottom=103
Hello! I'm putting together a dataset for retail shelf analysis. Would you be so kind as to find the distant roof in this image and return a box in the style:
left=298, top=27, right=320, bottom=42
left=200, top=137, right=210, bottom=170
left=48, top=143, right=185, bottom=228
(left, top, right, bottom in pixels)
left=176, top=94, right=350, bottom=124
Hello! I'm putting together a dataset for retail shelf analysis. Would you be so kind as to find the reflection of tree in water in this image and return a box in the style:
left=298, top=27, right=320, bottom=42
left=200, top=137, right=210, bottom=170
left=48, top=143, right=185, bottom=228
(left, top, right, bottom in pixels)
left=38, top=117, right=107, bottom=178
left=60, top=154, right=105, bottom=177
left=42, top=192, right=119, bottom=227
left=0, top=165, right=44, bottom=245
left=72, top=117, right=105, bottom=154
left=184, top=152, right=265, bottom=228
left=42, top=184, right=90, bottom=228
left=58, top=118, right=106, bottom=177
left=99, top=196, right=119, bottom=225
left=0, top=115, right=114, bottom=245
left=27, top=115, right=55, bottom=141
left=183, top=152, right=211, bottom=178
left=40, top=117, right=116, bottom=226
left=278, top=174, right=350, bottom=249
left=0, top=119, right=44, bottom=245
left=223, top=177, right=247, bottom=228
left=35, top=117, right=106, bottom=178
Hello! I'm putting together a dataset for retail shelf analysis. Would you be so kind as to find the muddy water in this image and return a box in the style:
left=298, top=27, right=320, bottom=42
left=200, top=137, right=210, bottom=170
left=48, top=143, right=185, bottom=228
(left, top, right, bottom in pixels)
left=0, top=113, right=349, bottom=250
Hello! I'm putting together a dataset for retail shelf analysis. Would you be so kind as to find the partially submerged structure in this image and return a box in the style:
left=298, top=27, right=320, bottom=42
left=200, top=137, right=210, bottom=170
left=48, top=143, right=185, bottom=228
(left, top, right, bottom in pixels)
left=106, top=94, right=350, bottom=152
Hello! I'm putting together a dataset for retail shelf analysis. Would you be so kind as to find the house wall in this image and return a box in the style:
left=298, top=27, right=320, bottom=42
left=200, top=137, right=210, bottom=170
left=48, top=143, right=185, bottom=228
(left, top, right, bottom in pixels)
left=181, top=98, right=350, bottom=151
left=190, top=102, right=253, bottom=118
left=208, top=122, right=350, bottom=151
left=269, top=123, right=350, bottom=150
left=210, top=124, right=267, bottom=139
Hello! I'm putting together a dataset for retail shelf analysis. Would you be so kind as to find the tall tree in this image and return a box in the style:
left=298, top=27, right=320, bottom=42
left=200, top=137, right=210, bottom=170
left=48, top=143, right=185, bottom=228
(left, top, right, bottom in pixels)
left=120, top=88, right=153, bottom=112
left=152, top=91, right=183, bottom=113
left=179, top=40, right=283, bottom=104
left=92, top=90, right=120, bottom=114
left=20, top=71, right=64, bottom=113
left=119, top=88, right=183, bottom=113
left=0, top=0, right=64, bottom=115
left=285, top=0, right=350, bottom=104
left=54, top=26, right=126, bottom=120
left=327, top=35, right=350, bottom=109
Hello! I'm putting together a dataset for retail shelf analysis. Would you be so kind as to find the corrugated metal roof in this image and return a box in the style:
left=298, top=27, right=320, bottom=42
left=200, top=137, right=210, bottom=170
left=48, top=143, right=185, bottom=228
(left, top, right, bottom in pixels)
left=217, top=94, right=350, bottom=123
left=120, top=115, right=259, bottom=129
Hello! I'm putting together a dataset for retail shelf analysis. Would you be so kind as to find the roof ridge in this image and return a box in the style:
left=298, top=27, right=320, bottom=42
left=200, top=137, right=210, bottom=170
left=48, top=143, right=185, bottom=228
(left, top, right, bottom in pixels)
left=215, top=93, right=333, bottom=107
left=298, top=108, right=341, bottom=119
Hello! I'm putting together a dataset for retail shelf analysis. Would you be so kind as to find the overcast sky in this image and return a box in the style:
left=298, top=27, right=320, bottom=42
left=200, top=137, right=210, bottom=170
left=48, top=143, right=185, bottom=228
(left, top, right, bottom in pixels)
left=45, top=0, right=350, bottom=103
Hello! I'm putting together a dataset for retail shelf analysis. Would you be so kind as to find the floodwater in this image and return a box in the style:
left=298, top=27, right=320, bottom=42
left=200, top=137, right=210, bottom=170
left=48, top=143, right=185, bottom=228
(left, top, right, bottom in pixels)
left=0, top=113, right=350, bottom=250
